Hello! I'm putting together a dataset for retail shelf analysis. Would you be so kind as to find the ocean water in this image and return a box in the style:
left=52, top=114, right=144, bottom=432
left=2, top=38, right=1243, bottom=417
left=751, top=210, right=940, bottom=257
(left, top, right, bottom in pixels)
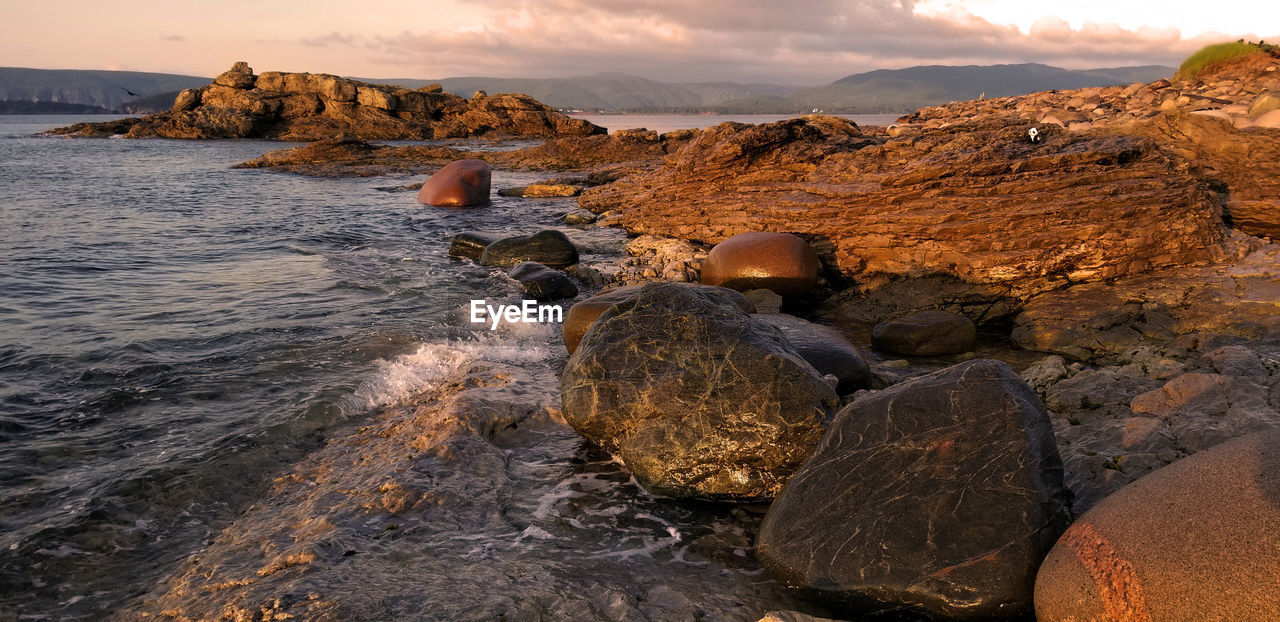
left=0, top=115, right=829, bottom=620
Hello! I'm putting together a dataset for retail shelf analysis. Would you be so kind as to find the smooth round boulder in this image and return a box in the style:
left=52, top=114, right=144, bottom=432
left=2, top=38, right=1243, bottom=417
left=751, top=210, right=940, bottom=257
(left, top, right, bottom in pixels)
left=562, top=284, right=755, bottom=354
left=447, top=232, right=498, bottom=261
left=479, top=230, right=579, bottom=269
left=872, top=309, right=976, bottom=356
left=561, top=282, right=838, bottom=499
left=700, top=232, right=821, bottom=298
left=1035, top=429, right=1280, bottom=621
left=1253, top=108, right=1280, bottom=129
left=753, top=314, right=872, bottom=393
left=508, top=262, right=577, bottom=301
left=417, top=159, right=492, bottom=207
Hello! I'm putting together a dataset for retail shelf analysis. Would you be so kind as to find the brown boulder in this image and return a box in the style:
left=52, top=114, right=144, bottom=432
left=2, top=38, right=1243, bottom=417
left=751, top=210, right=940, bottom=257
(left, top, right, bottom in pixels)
left=1034, top=429, right=1280, bottom=621
left=872, top=309, right=977, bottom=356
left=562, top=283, right=755, bottom=354
left=700, top=232, right=821, bottom=298
left=417, top=159, right=492, bottom=207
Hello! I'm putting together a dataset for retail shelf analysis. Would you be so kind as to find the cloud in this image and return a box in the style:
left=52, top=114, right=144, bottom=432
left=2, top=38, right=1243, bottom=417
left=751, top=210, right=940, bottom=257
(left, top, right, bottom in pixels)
left=160, top=34, right=185, bottom=42
left=328, top=0, right=1259, bottom=83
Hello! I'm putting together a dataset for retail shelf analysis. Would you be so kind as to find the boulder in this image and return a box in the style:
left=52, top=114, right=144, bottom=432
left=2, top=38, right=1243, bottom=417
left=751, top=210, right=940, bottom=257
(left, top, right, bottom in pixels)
left=752, top=314, right=872, bottom=393
left=171, top=88, right=201, bottom=112
left=1034, top=429, right=1280, bottom=621
left=507, top=262, right=577, bottom=301
left=1254, top=108, right=1280, bottom=129
left=417, top=159, right=492, bottom=207
left=561, top=284, right=755, bottom=354
left=757, top=359, right=1070, bottom=620
left=1248, top=90, right=1280, bottom=117
left=213, top=61, right=256, bottom=89
left=447, top=232, right=498, bottom=261
left=561, top=282, right=838, bottom=499
left=871, top=309, right=977, bottom=356
left=480, top=230, right=579, bottom=269
left=700, top=232, right=821, bottom=298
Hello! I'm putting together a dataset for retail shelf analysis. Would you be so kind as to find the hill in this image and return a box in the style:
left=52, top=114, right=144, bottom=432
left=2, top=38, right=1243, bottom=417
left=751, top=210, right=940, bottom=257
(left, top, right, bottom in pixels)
left=0, top=67, right=209, bottom=111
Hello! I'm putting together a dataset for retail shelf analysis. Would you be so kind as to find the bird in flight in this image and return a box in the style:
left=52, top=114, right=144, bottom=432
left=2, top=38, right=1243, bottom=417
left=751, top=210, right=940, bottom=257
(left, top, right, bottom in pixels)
left=120, top=87, right=140, bottom=97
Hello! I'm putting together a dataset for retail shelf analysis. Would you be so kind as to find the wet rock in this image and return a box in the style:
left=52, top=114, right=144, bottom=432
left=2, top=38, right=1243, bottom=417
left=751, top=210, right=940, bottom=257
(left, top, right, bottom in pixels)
left=561, top=283, right=838, bottom=499
left=753, top=314, right=872, bottom=393
left=757, top=359, right=1070, bottom=620
left=871, top=310, right=976, bottom=356
left=744, top=289, right=783, bottom=314
left=700, top=232, right=821, bottom=298
left=561, top=283, right=756, bottom=354
left=1034, top=429, right=1280, bottom=622
left=480, top=230, right=579, bottom=269
left=447, top=232, right=498, bottom=261
left=498, top=183, right=582, bottom=198
left=417, top=159, right=492, bottom=207
left=561, top=210, right=598, bottom=225
left=508, top=262, right=577, bottom=301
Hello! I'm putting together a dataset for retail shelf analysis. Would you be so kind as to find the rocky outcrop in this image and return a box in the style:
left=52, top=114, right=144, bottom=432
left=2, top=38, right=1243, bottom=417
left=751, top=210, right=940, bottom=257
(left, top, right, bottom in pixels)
left=1034, top=429, right=1280, bottom=621
left=579, top=114, right=1228, bottom=300
left=872, top=309, right=977, bottom=356
left=757, top=359, right=1070, bottom=620
left=560, top=283, right=838, bottom=499
left=417, top=159, right=491, bottom=207
left=48, top=62, right=604, bottom=141
left=701, top=232, right=822, bottom=298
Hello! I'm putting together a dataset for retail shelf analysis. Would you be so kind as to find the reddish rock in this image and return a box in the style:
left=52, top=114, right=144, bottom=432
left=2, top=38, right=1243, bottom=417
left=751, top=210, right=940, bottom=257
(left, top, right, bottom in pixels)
left=580, top=115, right=1227, bottom=300
left=562, top=284, right=755, bottom=354
left=700, top=232, right=821, bottom=298
left=417, top=159, right=492, bottom=207
left=1034, top=429, right=1280, bottom=621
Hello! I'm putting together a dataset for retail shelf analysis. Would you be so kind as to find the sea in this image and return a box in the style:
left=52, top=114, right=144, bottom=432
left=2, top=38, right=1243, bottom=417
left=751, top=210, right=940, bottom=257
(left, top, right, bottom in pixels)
left=0, top=113, right=895, bottom=619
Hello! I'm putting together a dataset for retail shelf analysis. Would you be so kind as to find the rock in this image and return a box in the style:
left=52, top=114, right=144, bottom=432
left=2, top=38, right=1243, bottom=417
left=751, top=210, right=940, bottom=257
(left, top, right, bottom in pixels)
left=743, top=288, right=782, bottom=314
left=700, top=232, right=821, bottom=298
left=480, top=230, right=579, bottom=269
left=1034, top=429, right=1280, bottom=621
left=447, top=232, right=498, bottom=261
left=561, top=283, right=755, bottom=354
left=417, top=159, right=492, bottom=207
left=1129, top=372, right=1233, bottom=417
left=48, top=62, right=604, bottom=141
left=752, top=314, right=872, bottom=393
left=757, top=612, right=842, bottom=622
left=1254, top=108, right=1280, bottom=129
left=171, top=88, right=201, bottom=112
left=871, top=310, right=976, bottom=356
left=561, top=210, right=597, bottom=225
left=1248, top=90, right=1280, bottom=117
left=1204, top=345, right=1270, bottom=378
left=757, top=360, right=1070, bottom=620
left=507, top=262, right=577, bottom=301
left=580, top=115, right=1227, bottom=301
left=560, top=283, right=838, bottom=499
left=505, top=183, right=582, bottom=198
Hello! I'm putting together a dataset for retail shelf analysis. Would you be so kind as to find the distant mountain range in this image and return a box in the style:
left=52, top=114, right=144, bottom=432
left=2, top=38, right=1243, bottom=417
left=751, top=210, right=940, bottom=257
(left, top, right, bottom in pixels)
left=1, top=63, right=1174, bottom=115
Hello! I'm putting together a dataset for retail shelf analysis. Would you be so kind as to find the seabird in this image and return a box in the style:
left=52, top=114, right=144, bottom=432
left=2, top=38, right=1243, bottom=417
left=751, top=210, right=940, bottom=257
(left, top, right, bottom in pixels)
left=120, top=87, right=140, bottom=97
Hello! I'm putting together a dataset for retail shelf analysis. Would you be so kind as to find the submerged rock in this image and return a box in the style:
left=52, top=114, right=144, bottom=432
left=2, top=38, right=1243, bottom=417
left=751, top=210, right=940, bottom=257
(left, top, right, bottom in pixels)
left=480, top=230, right=579, bottom=269
left=508, top=262, right=577, bottom=301
left=561, top=282, right=838, bottom=499
left=871, top=309, right=977, bottom=356
left=757, top=359, right=1070, bottom=620
left=561, top=283, right=755, bottom=354
left=701, top=232, right=822, bottom=298
left=417, top=159, right=492, bottom=207
left=447, top=232, right=499, bottom=261
left=1034, top=429, right=1280, bottom=621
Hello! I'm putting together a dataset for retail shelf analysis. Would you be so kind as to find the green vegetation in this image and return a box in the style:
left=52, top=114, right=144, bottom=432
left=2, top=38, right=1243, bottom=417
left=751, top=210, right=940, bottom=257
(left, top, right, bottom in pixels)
left=1177, top=40, right=1278, bottom=80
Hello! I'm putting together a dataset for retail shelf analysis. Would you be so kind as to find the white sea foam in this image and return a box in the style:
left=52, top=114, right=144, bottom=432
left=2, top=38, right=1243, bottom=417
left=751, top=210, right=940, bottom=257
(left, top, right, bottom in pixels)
left=351, top=337, right=549, bottom=410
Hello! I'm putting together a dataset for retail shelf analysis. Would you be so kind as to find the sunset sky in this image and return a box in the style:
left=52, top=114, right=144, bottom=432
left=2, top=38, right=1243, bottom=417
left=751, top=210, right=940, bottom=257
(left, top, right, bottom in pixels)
left=2, top=1, right=1276, bottom=83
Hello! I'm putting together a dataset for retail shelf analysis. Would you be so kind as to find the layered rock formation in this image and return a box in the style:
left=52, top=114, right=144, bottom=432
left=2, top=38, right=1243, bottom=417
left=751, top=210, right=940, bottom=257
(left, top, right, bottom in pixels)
left=48, top=62, right=603, bottom=141
left=578, top=114, right=1227, bottom=300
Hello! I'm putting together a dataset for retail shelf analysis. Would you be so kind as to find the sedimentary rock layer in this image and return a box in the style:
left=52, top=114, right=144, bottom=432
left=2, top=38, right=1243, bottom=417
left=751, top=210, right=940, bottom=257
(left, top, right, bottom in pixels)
left=579, top=114, right=1227, bottom=299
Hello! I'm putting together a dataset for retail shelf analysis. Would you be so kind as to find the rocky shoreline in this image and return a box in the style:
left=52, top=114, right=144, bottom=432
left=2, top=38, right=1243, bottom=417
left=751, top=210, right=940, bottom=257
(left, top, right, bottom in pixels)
left=99, top=50, right=1280, bottom=620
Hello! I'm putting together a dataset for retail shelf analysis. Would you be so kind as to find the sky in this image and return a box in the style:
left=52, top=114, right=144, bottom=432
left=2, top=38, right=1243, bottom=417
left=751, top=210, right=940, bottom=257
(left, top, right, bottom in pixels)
left=1, top=1, right=1277, bottom=84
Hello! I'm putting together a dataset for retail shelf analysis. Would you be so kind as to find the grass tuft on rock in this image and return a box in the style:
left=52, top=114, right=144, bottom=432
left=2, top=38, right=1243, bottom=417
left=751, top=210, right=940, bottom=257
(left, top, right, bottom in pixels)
left=1177, top=40, right=1277, bottom=80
